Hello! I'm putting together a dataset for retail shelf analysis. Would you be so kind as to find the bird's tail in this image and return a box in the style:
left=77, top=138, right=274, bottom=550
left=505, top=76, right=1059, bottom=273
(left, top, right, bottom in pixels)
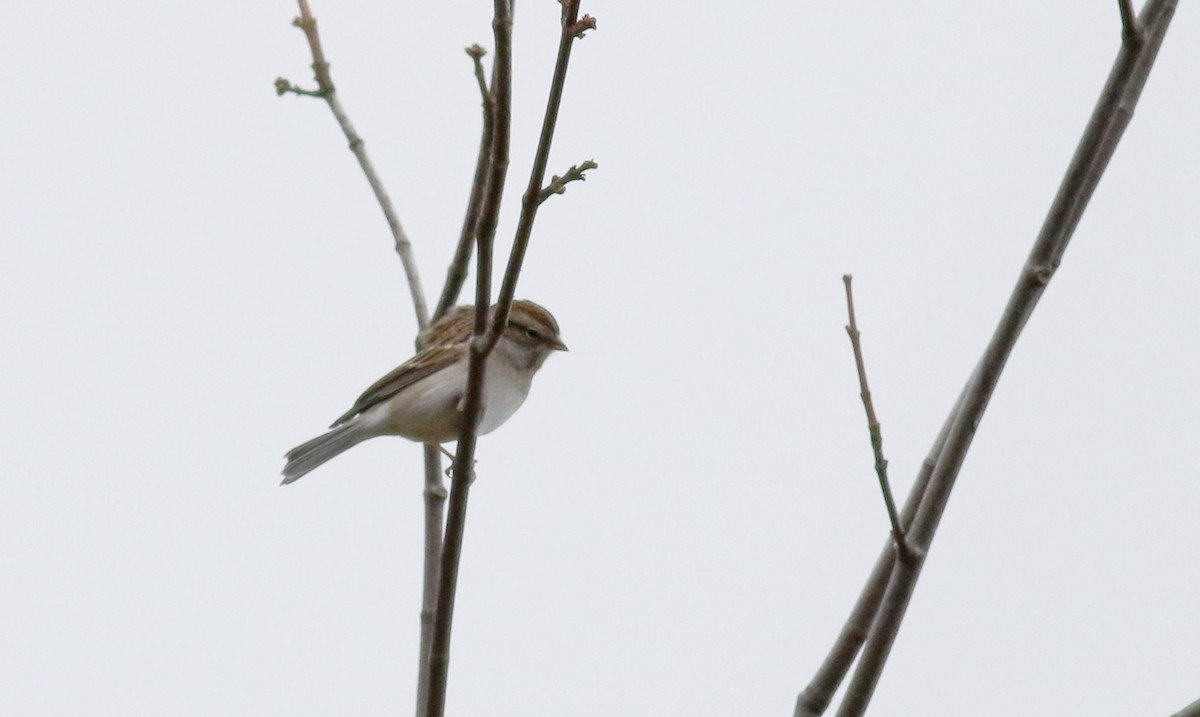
left=281, top=421, right=373, bottom=485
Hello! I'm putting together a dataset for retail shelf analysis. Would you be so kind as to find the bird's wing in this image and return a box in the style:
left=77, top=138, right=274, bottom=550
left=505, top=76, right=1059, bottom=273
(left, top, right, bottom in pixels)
left=329, top=344, right=464, bottom=427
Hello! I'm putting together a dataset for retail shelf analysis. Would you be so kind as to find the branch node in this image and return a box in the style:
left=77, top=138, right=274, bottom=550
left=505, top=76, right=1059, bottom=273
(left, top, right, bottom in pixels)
left=1118, top=0, right=1145, bottom=48
left=1028, top=263, right=1055, bottom=286
left=894, top=536, right=923, bottom=565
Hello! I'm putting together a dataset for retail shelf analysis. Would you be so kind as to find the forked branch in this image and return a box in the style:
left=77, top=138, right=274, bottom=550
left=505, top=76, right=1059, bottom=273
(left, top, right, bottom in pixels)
left=797, top=2, right=1179, bottom=715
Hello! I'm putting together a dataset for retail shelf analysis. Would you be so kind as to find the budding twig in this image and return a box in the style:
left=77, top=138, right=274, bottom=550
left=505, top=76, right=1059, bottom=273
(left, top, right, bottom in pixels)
left=538, top=160, right=598, bottom=204
left=841, top=275, right=909, bottom=559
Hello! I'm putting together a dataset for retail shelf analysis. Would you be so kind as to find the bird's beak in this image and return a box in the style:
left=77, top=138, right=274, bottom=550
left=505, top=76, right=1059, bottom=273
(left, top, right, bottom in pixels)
left=550, top=337, right=569, bottom=352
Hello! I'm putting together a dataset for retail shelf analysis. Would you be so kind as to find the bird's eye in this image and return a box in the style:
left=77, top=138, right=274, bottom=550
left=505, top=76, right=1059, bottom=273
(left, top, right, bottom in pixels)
left=524, top=327, right=542, bottom=340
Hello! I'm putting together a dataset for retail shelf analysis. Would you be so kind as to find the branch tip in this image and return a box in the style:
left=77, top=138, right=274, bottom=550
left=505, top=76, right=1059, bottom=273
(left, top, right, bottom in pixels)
left=538, top=159, right=598, bottom=204
left=274, top=77, right=324, bottom=98
left=571, top=14, right=598, bottom=38
left=465, top=43, right=487, bottom=59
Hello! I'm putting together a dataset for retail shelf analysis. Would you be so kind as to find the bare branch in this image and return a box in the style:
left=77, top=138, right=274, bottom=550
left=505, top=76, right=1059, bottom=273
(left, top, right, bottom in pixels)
left=841, top=275, right=908, bottom=554
left=489, top=0, right=594, bottom=345
left=423, top=0, right=514, bottom=711
left=425, top=3, right=592, bottom=715
left=434, top=46, right=497, bottom=323
left=538, top=159, right=598, bottom=204
left=282, top=0, right=430, bottom=331
left=832, top=3, right=1179, bottom=715
left=414, top=444, right=446, bottom=717
left=794, top=384, right=964, bottom=717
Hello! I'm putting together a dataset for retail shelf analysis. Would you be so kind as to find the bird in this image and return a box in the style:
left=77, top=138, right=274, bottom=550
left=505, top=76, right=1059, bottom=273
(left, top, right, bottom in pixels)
left=281, top=299, right=566, bottom=485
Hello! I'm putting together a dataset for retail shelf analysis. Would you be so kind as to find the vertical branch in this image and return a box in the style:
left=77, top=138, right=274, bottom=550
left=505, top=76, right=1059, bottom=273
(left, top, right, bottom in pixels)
left=414, top=444, right=445, bottom=717
left=423, top=1, right=512, bottom=714
left=423, top=3, right=593, bottom=715
left=285, top=0, right=430, bottom=331
left=832, top=3, right=1177, bottom=716
left=416, top=44, right=495, bottom=717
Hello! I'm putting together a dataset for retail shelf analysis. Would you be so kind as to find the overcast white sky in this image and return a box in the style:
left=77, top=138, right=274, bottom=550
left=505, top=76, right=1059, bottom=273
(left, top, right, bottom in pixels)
left=3, top=1, right=1199, bottom=715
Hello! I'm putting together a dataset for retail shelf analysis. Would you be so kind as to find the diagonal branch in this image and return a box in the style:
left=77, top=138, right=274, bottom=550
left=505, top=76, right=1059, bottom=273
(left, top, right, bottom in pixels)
left=282, top=0, right=430, bottom=331
left=434, top=46, right=497, bottom=323
left=794, top=381, right=965, bottom=717
left=830, top=3, right=1178, bottom=715
left=1172, top=696, right=1200, bottom=717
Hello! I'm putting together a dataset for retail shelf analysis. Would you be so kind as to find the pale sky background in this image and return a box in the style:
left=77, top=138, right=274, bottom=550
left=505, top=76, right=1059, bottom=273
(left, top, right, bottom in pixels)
left=3, top=1, right=1199, bottom=715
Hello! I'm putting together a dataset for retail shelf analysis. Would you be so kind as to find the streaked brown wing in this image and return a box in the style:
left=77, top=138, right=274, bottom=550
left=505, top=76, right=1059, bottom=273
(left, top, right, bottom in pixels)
left=329, top=344, right=464, bottom=427
left=418, top=305, right=475, bottom=349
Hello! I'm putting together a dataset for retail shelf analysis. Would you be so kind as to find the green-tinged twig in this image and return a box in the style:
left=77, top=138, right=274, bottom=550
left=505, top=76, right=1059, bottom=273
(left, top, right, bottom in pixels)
left=538, top=160, right=598, bottom=204
left=794, top=380, right=967, bottom=717
left=831, top=3, right=1178, bottom=716
left=281, top=0, right=430, bottom=331
left=841, top=275, right=908, bottom=557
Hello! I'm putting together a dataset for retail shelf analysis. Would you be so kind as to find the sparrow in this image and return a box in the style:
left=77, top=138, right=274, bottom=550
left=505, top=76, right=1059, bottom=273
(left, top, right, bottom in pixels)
left=281, top=299, right=566, bottom=484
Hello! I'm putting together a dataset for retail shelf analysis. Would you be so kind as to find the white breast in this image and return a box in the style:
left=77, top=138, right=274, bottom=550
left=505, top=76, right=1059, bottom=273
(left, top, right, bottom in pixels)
left=477, top=350, right=534, bottom=435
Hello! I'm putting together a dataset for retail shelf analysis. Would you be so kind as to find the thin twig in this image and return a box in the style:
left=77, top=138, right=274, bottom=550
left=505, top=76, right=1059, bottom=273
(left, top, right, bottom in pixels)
left=841, top=275, right=907, bottom=554
left=434, top=46, right=496, bottom=323
left=794, top=382, right=966, bottom=717
left=283, top=0, right=430, bottom=331
left=831, top=3, right=1178, bottom=716
left=538, top=159, right=598, bottom=204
